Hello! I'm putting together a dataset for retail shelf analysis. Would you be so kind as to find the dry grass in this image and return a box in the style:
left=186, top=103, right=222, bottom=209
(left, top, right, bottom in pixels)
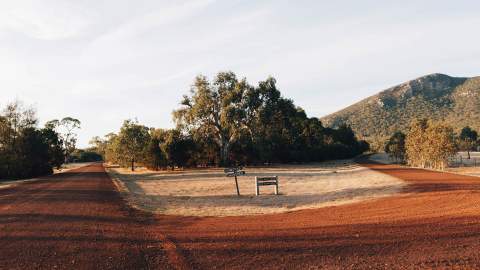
left=107, top=159, right=405, bottom=217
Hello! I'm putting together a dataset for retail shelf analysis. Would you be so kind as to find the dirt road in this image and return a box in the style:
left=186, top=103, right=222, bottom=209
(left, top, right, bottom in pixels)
left=0, top=164, right=170, bottom=270
left=1, top=163, right=480, bottom=269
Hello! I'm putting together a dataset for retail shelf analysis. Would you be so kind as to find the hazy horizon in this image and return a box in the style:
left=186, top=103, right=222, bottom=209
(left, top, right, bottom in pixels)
left=1, top=0, right=479, bottom=147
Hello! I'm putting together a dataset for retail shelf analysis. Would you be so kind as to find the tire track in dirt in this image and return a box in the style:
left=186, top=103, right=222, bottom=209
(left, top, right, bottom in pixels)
left=110, top=167, right=190, bottom=270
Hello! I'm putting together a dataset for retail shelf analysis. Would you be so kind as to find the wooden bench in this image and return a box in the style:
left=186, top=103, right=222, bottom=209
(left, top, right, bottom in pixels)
left=255, top=176, right=279, bottom=196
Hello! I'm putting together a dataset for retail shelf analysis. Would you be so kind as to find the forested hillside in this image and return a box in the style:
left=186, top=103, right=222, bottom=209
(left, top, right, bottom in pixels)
left=321, top=73, right=480, bottom=140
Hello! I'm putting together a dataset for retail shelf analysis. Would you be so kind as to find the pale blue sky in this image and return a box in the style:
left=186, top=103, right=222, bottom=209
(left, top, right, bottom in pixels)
left=1, top=0, right=479, bottom=147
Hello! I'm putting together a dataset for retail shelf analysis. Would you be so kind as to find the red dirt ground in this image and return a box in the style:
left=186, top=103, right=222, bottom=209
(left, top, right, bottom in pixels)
left=1, top=162, right=480, bottom=269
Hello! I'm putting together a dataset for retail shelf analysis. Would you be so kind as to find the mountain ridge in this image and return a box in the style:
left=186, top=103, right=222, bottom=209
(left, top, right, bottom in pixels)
left=321, top=73, right=480, bottom=139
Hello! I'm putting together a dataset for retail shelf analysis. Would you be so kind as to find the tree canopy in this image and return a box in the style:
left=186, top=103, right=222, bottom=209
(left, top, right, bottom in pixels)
left=459, top=126, right=478, bottom=159
left=405, top=119, right=456, bottom=170
left=0, top=101, right=68, bottom=180
left=385, top=131, right=406, bottom=163
left=99, top=72, right=370, bottom=170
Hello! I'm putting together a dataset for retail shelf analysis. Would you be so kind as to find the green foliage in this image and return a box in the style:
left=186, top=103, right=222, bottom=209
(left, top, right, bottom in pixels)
left=117, top=120, right=151, bottom=171
left=46, top=117, right=81, bottom=163
left=161, top=129, right=195, bottom=169
left=405, top=119, right=456, bottom=170
left=41, top=127, right=65, bottom=169
left=100, top=72, right=369, bottom=169
left=460, top=126, right=478, bottom=142
left=0, top=101, right=67, bottom=180
left=173, top=72, right=251, bottom=166
left=70, top=149, right=103, bottom=163
left=172, top=72, right=369, bottom=166
left=458, top=126, right=479, bottom=159
left=385, top=131, right=406, bottom=163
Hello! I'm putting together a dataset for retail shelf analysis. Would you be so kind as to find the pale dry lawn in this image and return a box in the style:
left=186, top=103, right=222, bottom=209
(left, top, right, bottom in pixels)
left=446, top=152, right=480, bottom=178
left=446, top=167, right=480, bottom=177
left=107, top=160, right=406, bottom=216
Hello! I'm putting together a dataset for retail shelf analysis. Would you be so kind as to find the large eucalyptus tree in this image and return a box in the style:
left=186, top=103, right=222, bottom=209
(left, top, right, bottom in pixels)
left=173, top=71, right=251, bottom=166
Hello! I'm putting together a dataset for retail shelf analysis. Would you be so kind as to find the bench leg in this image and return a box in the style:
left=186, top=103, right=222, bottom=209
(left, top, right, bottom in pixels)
left=255, top=179, right=259, bottom=196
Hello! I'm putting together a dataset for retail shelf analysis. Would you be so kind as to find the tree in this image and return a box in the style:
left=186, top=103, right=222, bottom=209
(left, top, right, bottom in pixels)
left=161, top=129, right=195, bottom=170
left=89, top=136, right=108, bottom=159
left=41, top=126, right=65, bottom=169
left=425, top=122, right=456, bottom=169
left=405, top=119, right=456, bottom=170
left=46, top=117, right=81, bottom=163
left=385, top=131, right=406, bottom=163
left=173, top=72, right=251, bottom=166
left=0, top=101, right=65, bottom=179
left=16, top=127, right=53, bottom=178
left=459, top=126, right=478, bottom=159
left=117, top=120, right=150, bottom=171
left=99, top=73, right=370, bottom=170
left=70, top=149, right=103, bottom=162
left=143, top=135, right=167, bottom=171
left=405, top=119, right=428, bottom=168
left=0, top=101, right=37, bottom=178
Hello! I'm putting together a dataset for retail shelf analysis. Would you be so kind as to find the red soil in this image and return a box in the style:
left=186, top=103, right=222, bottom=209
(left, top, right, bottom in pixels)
left=153, top=163, right=480, bottom=269
left=1, top=163, right=480, bottom=269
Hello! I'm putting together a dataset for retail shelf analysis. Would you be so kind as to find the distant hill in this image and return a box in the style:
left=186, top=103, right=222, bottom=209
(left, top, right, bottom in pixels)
left=321, top=73, right=480, bottom=139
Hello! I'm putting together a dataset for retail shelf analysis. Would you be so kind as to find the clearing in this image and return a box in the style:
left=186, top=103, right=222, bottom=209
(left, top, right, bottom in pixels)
left=107, top=159, right=405, bottom=216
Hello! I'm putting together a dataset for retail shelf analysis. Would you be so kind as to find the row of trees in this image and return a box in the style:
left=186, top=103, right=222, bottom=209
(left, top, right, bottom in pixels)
left=93, top=72, right=369, bottom=170
left=0, top=101, right=81, bottom=180
left=385, top=120, right=478, bottom=170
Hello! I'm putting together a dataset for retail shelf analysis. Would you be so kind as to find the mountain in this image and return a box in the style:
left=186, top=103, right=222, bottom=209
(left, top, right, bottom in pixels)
left=321, top=73, right=480, bottom=139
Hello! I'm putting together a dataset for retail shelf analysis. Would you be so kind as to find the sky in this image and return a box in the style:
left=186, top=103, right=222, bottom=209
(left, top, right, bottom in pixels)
left=1, top=0, right=480, bottom=147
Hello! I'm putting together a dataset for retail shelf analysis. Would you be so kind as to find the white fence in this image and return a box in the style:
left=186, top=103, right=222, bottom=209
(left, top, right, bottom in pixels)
left=449, top=152, right=480, bottom=167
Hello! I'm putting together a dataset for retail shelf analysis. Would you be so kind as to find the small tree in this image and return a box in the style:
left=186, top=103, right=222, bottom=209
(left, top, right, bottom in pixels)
left=385, top=131, right=406, bottom=163
left=161, top=129, right=195, bottom=170
left=143, top=136, right=167, bottom=171
left=117, top=120, right=150, bottom=171
left=46, top=117, right=81, bottom=163
left=405, top=119, right=428, bottom=168
left=405, top=119, right=456, bottom=170
left=41, top=126, right=64, bottom=169
left=459, top=126, right=478, bottom=159
left=425, top=122, right=456, bottom=170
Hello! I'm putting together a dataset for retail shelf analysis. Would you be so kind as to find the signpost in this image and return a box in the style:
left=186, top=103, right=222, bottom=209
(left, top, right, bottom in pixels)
left=224, top=166, right=245, bottom=196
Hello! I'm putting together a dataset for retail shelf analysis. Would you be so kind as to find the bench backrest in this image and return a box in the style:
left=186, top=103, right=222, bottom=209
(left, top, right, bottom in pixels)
left=255, top=176, right=279, bottom=195
left=256, top=176, right=278, bottom=182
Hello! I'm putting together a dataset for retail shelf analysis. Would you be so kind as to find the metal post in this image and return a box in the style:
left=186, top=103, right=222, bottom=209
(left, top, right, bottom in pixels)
left=275, top=177, right=279, bottom=195
left=234, top=174, right=240, bottom=196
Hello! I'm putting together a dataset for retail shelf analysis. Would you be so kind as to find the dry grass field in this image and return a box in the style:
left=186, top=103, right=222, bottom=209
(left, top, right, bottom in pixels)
left=107, top=159, right=405, bottom=216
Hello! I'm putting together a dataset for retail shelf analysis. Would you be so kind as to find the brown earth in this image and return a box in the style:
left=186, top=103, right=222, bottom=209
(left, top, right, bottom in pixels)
left=0, top=164, right=172, bottom=270
left=1, top=162, right=480, bottom=269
